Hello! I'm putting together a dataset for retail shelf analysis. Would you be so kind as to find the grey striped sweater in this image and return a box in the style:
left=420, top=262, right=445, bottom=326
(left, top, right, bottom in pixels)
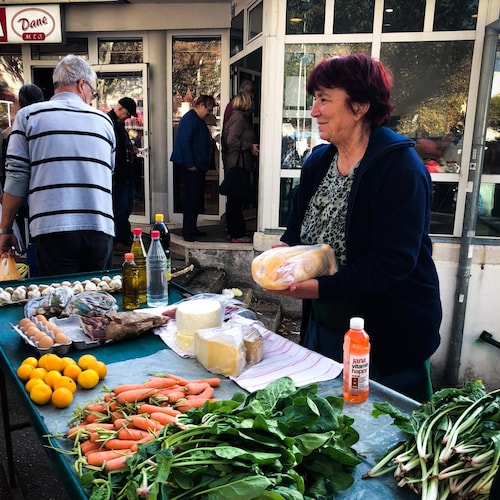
left=4, top=92, right=116, bottom=238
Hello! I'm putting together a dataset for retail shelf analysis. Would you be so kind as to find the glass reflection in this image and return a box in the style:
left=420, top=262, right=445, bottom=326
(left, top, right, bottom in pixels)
left=381, top=41, right=473, bottom=173
left=333, top=0, right=375, bottom=34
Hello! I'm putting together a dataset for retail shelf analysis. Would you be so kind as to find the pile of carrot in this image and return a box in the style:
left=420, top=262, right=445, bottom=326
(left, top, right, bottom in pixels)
left=66, top=373, right=221, bottom=472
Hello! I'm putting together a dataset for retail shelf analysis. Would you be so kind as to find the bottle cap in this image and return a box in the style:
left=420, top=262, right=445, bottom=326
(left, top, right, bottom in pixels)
left=124, top=253, right=134, bottom=260
left=132, top=228, right=142, bottom=235
left=350, top=317, right=364, bottom=330
left=154, top=214, right=164, bottom=222
left=151, top=230, right=160, bottom=238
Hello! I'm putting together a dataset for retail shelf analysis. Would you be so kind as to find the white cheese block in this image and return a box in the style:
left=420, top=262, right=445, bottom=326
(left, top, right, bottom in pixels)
left=195, top=325, right=246, bottom=377
left=175, top=299, right=223, bottom=354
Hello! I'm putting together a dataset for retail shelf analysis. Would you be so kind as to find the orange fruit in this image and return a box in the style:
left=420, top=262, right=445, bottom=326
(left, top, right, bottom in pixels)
left=44, top=370, right=63, bottom=389
left=63, top=363, right=82, bottom=381
left=77, top=369, right=100, bottom=390
left=77, top=354, right=97, bottom=370
left=38, top=353, right=64, bottom=372
left=29, top=382, right=52, bottom=405
left=61, top=357, right=77, bottom=369
left=87, top=360, right=107, bottom=380
left=29, top=367, right=48, bottom=380
left=25, top=377, right=45, bottom=393
left=21, top=356, right=39, bottom=368
left=53, top=375, right=77, bottom=394
left=51, top=387, right=73, bottom=408
left=17, top=363, right=35, bottom=381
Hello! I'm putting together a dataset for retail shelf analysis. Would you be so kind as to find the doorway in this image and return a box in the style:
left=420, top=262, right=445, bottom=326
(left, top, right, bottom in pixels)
left=95, top=64, right=150, bottom=225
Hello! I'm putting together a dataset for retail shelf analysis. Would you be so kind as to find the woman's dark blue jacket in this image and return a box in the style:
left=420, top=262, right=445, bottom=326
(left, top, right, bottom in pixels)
left=281, top=126, right=442, bottom=374
left=170, top=109, right=212, bottom=171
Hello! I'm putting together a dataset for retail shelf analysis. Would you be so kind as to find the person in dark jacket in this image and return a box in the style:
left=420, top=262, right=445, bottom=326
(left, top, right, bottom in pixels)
left=170, top=95, right=216, bottom=242
left=108, top=97, right=137, bottom=252
left=266, top=53, right=442, bottom=402
left=221, top=91, right=259, bottom=242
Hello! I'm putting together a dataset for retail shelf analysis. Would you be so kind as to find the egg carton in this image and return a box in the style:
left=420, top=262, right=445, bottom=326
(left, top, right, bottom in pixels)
left=49, top=316, right=104, bottom=350
left=10, top=318, right=71, bottom=356
left=0, top=275, right=122, bottom=307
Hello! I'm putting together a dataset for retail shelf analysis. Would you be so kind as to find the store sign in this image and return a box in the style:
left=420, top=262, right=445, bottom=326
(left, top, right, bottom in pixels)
left=0, top=5, right=62, bottom=43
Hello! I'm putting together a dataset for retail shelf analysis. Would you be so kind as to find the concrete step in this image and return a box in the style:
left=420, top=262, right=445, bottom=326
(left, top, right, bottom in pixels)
left=171, top=261, right=296, bottom=337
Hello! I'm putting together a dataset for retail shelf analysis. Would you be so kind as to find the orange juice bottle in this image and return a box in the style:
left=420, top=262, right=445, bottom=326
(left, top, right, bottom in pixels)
left=343, top=317, right=370, bottom=403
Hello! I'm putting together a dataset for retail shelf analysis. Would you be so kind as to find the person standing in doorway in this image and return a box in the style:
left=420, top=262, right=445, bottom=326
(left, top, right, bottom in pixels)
left=170, top=94, right=216, bottom=242
left=108, top=97, right=138, bottom=252
left=221, top=91, right=259, bottom=243
left=0, top=54, right=116, bottom=276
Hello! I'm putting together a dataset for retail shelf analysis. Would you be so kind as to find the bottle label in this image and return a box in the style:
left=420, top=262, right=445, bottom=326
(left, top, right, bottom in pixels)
left=347, top=354, right=369, bottom=394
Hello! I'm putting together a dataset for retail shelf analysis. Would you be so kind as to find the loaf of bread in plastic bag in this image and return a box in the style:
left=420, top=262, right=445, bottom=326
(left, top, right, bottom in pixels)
left=251, top=244, right=337, bottom=290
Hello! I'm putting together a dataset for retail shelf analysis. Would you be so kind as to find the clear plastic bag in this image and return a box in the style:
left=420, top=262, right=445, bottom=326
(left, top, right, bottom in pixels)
left=0, top=252, right=21, bottom=281
left=24, top=286, right=74, bottom=318
left=62, top=291, right=118, bottom=317
left=251, top=244, right=337, bottom=290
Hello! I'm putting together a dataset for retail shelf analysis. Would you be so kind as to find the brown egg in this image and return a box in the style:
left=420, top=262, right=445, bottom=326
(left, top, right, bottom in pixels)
left=37, top=335, right=54, bottom=348
left=54, top=332, right=69, bottom=344
left=25, top=326, right=40, bottom=338
left=18, top=318, right=31, bottom=328
left=32, top=330, right=45, bottom=341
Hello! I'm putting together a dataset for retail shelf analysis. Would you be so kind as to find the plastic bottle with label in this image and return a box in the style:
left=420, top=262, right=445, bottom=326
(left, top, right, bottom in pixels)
left=343, top=317, right=370, bottom=403
left=130, top=228, right=147, bottom=304
left=150, top=214, right=171, bottom=280
left=122, top=253, right=139, bottom=310
left=146, top=230, right=169, bottom=307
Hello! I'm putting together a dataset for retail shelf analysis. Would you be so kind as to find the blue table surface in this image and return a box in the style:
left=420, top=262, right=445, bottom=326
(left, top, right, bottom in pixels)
left=0, top=270, right=418, bottom=499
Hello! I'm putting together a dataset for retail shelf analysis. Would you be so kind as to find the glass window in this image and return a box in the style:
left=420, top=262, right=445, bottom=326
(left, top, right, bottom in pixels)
left=431, top=182, right=458, bottom=234
left=286, top=0, right=325, bottom=35
left=434, top=0, right=479, bottom=31
left=248, top=2, right=263, bottom=41
left=96, top=70, right=146, bottom=217
left=479, top=40, right=500, bottom=237
left=282, top=43, right=371, bottom=171
left=98, top=39, right=143, bottom=64
left=0, top=45, right=23, bottom=129
left=231, top=10, right=244, bottom=57
left=280, top=178, right=300, bottom=227
left=171, top=37, right=221, bottom=216
left=382, top=0, right=425, bottom=33
left=483, top=43, right=500, bottom=175
left=30, top=38, right=88, bottom=60
left=333, top=0, right=375, bottom=34
left=476, top=183, right=500, bottom=236
left=381, top=41, right=473, bottom=176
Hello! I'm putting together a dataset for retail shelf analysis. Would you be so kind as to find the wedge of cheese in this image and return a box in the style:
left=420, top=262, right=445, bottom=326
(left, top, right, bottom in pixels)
left=195, top=325, right=246, bottom=377
left=242, top=325, right=263, bottom=365
left=251, top=244, right=337, bottom=290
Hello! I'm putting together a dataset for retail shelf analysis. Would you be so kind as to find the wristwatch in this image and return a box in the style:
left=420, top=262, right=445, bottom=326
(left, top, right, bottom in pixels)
left=0, top=228, right=14, bottom=234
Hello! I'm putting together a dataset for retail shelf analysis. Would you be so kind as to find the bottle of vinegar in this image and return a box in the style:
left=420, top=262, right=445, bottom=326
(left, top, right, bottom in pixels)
left=131, top=228, right=147, bottom=304
left=150, top=214, right=171, bottom=280
left=343, top=317, right=370, bottom=403
left=122, top=253, right=139, bottom=310
left=146, top=230, right=169, bottom=307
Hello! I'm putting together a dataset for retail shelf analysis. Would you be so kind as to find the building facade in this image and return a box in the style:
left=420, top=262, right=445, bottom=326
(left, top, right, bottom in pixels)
left=1, top=0, right=500, bottom=389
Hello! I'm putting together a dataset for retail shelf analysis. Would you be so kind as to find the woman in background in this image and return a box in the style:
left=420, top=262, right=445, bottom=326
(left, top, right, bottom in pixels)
left=221, top=91, right=258, bottom=243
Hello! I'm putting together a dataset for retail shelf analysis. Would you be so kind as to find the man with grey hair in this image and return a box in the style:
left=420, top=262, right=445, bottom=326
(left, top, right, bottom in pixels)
left=0, top=54, right=116, bottom=276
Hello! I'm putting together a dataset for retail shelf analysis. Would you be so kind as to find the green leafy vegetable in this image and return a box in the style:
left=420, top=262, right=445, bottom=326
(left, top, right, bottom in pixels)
left=72, top=377, right=361, bottom=499
left=364, top=380, right=500, bottom=499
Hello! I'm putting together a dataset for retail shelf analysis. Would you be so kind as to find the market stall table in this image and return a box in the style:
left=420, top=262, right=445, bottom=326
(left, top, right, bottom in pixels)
left=0, top=271, right=418, bottom=499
